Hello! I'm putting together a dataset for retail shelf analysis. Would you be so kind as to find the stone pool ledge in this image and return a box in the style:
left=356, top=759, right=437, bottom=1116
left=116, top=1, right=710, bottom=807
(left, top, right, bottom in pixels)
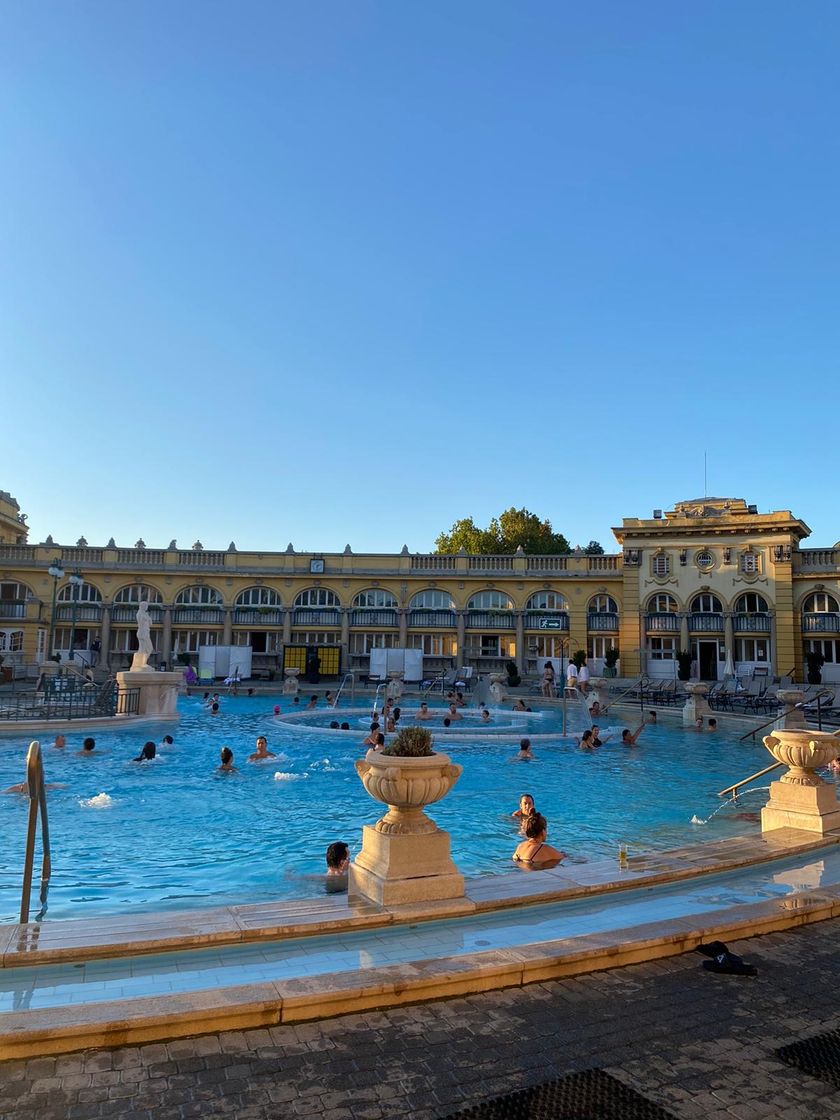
left=4, top=883, right=840, bottom=1060
left=3, top=827, right=838, bottom=968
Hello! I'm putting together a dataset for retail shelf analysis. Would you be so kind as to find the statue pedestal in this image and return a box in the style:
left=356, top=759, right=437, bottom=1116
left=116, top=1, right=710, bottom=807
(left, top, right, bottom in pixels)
left=116, top=670, right=181, bottom=720
left=761, top=729, right=840, bottom=835
left=761, top=780, right=840, bottom=835
left=349, top=826, right=464, bottom=906
left=682, top=682, right=711, bottom=726
left=774, top=689, right=806, bottom=730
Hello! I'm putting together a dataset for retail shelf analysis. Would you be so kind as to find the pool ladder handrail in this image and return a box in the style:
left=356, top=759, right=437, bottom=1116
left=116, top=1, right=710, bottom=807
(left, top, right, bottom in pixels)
left=331, top=672, right=355, bottom=707
left=717, top=761, right=783, bottom=799
left=20, top=739, right=52, bottom=924
left=371, top=681, right=387, bottom=717
left=601, top=675, right=650, bottom=714
left=738, top=689, right=834, bottom=741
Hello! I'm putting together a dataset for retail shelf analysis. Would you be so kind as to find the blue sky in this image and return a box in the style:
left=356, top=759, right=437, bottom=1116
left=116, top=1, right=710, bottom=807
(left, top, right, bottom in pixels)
left=2, top=2, right=839, bottom=553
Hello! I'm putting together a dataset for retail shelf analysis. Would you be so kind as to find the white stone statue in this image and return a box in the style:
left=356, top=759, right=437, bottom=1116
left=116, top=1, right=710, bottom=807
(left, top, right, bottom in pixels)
left=131, top=601, right=154, bottom=671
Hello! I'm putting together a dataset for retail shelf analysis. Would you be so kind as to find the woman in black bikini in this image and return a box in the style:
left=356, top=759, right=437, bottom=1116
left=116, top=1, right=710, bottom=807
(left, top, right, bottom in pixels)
left=512, top=813, right=565, bottom=865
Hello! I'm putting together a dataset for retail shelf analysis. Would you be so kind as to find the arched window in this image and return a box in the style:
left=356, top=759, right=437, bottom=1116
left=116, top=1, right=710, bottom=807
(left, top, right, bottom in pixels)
left=690, top=593, right=722, bottom=613
left=235, top=587, right=281, bottom=607
left=57, top=581, right=102, bottom=603
left=526, top=591, right=568, bottom=611
left=353, top=589, right=398, bottom=609
left=647, top=593, right=678, bottom=613
left=113, top=585, right=163, bottom=604
left=588, top=594, right=618, bottom=614
left=803, top=592, right=839, bottom=613
left=467, top=591, right=513, bottom=610
left=295, top=588, right=340, bottom=608
left=175, top=585, right=223, bottom=606
left=735, top=593, right=769, bottom=613
left=410, top=590, right=455, bottom=610
left=0, top=581, right=32, bottom=602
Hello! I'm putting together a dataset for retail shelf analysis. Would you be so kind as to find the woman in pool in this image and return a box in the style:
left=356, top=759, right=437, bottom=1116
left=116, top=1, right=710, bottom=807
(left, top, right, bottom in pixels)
left=218, top=747, right=236, bottom=772
left=579, top=729, right=596, bottom=750
left=132, top=741, right=156, bottom=762
left=513, top=813, right=565, bottom=866
left=513, top=699, right=528, bottom=712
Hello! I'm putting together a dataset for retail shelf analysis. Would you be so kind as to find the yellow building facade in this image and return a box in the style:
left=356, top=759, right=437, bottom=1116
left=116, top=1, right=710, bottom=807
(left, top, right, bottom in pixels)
left=1, top=492, right=839, bottom=684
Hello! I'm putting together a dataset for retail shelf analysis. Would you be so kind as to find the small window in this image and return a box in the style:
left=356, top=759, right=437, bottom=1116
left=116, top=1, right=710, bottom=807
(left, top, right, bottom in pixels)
left=652, top=554, right=670, bottom=577
left=695, top=551, right=714, bottom=569
left=740, top=552, right=759, bottom=574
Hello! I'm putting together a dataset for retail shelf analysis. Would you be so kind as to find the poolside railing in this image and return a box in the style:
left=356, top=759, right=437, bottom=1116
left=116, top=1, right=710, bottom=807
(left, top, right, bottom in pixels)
left=0, top=685, right=140, bottom=721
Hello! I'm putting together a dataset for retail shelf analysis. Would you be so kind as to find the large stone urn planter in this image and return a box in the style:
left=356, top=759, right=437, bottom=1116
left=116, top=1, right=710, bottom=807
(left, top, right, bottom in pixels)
left=760, top=729, right=840, bottom=835
left=351, top=750, right=464, bottom=905
left=682, top=680, right=710, bottom=726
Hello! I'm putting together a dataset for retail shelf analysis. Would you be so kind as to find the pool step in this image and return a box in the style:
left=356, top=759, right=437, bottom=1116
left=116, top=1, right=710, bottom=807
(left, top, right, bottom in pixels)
left=2, top=890, right=840, bottom=1059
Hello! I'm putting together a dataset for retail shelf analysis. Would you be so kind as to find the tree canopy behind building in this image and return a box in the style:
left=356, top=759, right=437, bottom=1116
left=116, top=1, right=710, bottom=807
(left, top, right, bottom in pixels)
left=434, top=508, right=571, bottom=555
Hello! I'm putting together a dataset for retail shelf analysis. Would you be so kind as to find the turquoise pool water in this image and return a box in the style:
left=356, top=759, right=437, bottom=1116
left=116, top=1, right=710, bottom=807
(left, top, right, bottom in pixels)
left=0, top=695, right=782, bottom=921
left=0, top=845, right=835, bottom=1012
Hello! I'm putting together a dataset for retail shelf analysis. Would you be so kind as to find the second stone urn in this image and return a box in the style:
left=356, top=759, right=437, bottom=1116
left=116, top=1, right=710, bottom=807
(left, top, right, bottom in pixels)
left=761, top=729, right=840, bottom=835
left=351, top=749, right=465, bottom=905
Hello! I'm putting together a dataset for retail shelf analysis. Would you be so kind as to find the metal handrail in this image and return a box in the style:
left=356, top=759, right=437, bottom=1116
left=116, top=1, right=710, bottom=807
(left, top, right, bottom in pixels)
left=718, top=761, right=783, bottom=798
left=602, top=676, right=649, bottom=713
left=332, top=672, right=355, bottom=707
left=738, top=690, right=833, bottom=741
left=20, top=740, right=52, bottom=923
left=371, top=681, right=387, bottom=717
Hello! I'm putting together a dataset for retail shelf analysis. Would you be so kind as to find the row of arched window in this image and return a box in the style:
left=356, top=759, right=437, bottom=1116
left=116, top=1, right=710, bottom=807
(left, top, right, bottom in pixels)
left=4, top=579, right=839, bottom=616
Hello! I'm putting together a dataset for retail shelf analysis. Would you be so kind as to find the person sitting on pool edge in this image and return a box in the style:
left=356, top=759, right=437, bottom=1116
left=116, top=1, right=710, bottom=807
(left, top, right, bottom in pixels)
left=132, top=741, right=156, bottom=762
left=325, top=841, right=350, bottom=894
left=621, top=722, right=645, bottom=746
left=513, top=813, right=565, bottom=866
left=218, top=747, right=236, bottom=772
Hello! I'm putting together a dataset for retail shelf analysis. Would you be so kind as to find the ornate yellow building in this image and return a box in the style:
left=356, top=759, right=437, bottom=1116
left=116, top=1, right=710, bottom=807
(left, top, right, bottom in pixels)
left=1, top=491, right=838, bottom=684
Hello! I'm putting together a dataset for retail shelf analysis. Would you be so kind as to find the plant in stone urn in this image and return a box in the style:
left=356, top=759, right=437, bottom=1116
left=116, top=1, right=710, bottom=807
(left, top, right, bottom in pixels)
left=355, top=726, right=462, bottom=835
left=676, top=649, right=693, bottom=681
left=604, top=648, right=620, bottom=678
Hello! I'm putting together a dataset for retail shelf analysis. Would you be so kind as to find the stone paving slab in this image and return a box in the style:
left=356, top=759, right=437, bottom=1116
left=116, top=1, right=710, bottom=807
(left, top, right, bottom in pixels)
left=2, top=919, right=840, bottom=1119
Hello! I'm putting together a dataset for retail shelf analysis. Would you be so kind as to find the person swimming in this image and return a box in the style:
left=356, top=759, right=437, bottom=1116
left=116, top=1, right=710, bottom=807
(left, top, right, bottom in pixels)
left=132, top=741, right=156, bottom=762
left=218, top=747, right=236, bottom=772
left=248, top=735, right=276, bottom=762
left=512, top=813, right=565, bottom=866
left=514, top=738, right=534, bottom=761
left=76, top=736, right=98, bottom=756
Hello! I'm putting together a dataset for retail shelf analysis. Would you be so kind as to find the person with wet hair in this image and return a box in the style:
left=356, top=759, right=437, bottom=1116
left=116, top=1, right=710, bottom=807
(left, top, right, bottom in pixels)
left=362, top=722, right=381, bottom=747
left=249, top=736, right=276, bottom=761
left=132, top=741, right=156, bottom=762
left=513, top=813, right=565, bottom=865
left=325, top=841, right=350, bottom=893
left=218, top=747, right=236, bottom=772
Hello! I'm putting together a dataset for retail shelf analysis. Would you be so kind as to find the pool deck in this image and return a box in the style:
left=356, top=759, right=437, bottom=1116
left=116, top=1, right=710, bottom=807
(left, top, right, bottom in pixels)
left=2, top=826, right=840, bottom=1060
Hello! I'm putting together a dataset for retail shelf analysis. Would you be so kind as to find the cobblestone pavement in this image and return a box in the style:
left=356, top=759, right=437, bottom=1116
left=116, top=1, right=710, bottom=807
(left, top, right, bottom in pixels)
left=3, top=920, right=840, bottom=1119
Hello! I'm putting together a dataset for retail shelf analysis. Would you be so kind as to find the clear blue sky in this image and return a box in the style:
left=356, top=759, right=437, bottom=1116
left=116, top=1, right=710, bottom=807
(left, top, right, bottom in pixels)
left=3, top=2, right=839, bottom=553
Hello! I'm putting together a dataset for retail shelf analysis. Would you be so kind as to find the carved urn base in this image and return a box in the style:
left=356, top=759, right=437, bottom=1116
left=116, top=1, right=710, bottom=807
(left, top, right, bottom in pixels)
left=351, top=750, right=464, bottom=905
left=761, top=730, right=840, bottom=835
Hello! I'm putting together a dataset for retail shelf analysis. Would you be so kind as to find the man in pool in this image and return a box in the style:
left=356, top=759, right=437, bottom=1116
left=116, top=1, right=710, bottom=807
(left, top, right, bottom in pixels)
left=708, top=719, right=718, bottom=732
left=76, top=737, right=98, bottom=756
left=512, top=792, right=536, bottom=830
left=514, top=738, right=534, bottom=761
left=415, top=702, right=433, bottom=720
left=248, top=736, right=276, bottom=762
left=447, top=703, right=462, bottom=721
left=306, top=695, right=318, bottom=710
left=218, top=747, right=236, bottom=772
left=52, top=734, right=66, bottom=749
left=480, top=708, right=491, bottom=722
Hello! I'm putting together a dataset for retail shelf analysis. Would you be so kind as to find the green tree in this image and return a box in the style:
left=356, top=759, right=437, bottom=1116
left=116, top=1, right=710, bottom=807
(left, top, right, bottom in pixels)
left=434, top=508, right=570, bottom=555
left=585, top=540, right=605, bottom=555
left=434, top=517, right=499, bottom=554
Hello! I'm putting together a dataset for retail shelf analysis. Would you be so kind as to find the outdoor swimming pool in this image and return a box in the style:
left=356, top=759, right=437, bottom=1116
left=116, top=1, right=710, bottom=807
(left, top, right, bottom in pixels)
left=0, top=695, right=783, bottom=922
